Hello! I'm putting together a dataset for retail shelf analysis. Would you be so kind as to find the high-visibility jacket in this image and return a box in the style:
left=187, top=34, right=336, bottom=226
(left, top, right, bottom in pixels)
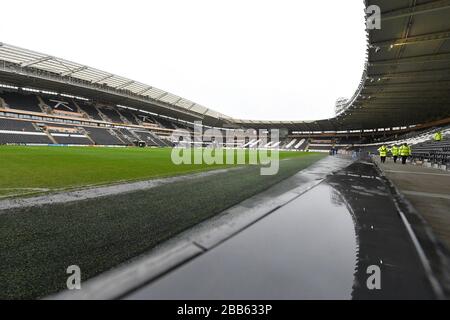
left=434, top=131, right=442, bottom=141
left=400, top=145, right=411, bottom=156
left=391, top=146, right=399, bottom=156
left=378, top=146, right=388, bottom=157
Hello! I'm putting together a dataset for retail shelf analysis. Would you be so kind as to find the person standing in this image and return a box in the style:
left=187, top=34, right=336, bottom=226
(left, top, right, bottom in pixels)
left=400, top=143, right=411, bottom=165
left=434, top=131, right=442, bottom=142
left=391, top=145, right=399, bottom=163
left=378, top=145, right=388, bottom=163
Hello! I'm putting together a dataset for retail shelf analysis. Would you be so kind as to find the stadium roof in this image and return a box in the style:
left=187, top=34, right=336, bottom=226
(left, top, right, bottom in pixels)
left=1, top=0, right=450, bottom=131
left=235, top=0, right=450, bottom=131
left=0, top=43, right=233, bottom=126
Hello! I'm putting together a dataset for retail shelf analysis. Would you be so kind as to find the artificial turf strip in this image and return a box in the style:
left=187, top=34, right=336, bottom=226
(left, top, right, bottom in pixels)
left=0, top=153, right=326, bottom=299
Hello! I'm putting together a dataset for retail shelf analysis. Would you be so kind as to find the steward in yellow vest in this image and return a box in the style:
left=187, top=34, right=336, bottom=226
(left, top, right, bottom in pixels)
left=399, top=144, right=412, bottom=164
left=391, top=145, right=399, bottom=163
left=434, top=131, right=442, bottom=142
left=378, top=145, right=388, bottom=163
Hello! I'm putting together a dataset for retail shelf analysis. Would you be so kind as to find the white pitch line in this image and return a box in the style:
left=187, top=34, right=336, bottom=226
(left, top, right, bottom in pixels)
left=0, top=167, right=243, bottom=212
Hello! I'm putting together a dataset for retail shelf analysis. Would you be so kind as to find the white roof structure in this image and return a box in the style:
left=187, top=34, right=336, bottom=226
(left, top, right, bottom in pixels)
left=1, top=0, right=450, bottom=132
left=0, top=42, right=231, bottom=121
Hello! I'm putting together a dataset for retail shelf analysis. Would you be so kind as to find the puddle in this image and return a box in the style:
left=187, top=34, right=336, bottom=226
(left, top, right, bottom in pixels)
left=126, top=184, right=358, bottom=299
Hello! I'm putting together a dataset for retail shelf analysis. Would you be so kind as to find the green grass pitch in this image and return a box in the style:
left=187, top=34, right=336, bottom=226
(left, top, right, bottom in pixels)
left=0, top=145, right=327, bottom=299
left=0, top=145, right=320, bottom=197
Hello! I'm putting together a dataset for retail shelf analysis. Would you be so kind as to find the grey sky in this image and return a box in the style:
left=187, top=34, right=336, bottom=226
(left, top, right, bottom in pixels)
left=1, top=0, right=366, bottom=121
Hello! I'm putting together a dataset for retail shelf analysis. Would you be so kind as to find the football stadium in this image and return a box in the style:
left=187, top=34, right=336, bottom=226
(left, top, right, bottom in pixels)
left=1, top=0, right=450, bottom=304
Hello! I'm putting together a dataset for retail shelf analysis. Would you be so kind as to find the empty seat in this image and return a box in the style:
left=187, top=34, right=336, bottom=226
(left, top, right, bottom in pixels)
left=84, top=127, right=124, bottom=145
left=0, top=118, right=37, bottom=131
left=2, top=92, right=42, bottom=113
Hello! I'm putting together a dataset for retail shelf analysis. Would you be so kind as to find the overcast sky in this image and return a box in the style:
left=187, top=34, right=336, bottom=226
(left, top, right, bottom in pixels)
left=1, top=0, right=366, bottom=121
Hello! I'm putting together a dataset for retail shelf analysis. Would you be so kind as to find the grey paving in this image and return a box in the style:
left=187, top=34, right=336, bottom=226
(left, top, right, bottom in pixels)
left=377, top=160, right=450, bottom=252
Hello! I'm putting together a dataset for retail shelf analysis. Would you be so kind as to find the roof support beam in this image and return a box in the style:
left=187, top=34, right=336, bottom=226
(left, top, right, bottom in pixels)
left=370, top=52, right=450, bottom=66
left=373, top=30, right=450, bottom=48
left=115, top=80, right=135, bottom=90
left=136, top=86, right=153, bottom=95
left=382, top=0, right=450, bottom=21
left=366, top=79, right=450, bottom=86
left=91, top=74, right=114, bottom=84
left=364, top=89, right=450, bottom=96
left=362, top=101, right=450, bottom=105
left=60, top=66, right=88, bottom=77
left=20, top=56, right=53, bottom=67
left=370, top=68, right=450, bottom=79
left=156, top=92, right=168, bottom=100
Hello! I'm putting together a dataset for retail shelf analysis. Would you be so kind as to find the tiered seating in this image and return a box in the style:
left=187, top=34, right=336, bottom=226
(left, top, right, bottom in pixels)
left=412, top=140, right=450, bottom=164
left=78, top=102, right=103, bottom=121
left=99, top=107, right=122, bottom=123
left=53, top=135, right=92, bottom=145
left=0, top=133, right=51, bottom=144
left=0, top=118, right=37, bottom=131
left=2, top=92, right=42, bottom=113
left=146, top=131, right=171, bottom=147
left=83, top=127, right=125, bottom=145
left=132, top=130, right=162, bottom=146
left=153, top=116, right=177, bottom=129
left=295, top=139, right=309, bottom=150
left=0, top=91, right=201, bottom=147
left=119, top=110, right=140, bottom=125
left=43, top=97, right=84, bottom=118
left=308, top=139, right=333, bottom=152
left=0, top=118, right=51, bottom=144
left=115, top=128, right=136, bottom=144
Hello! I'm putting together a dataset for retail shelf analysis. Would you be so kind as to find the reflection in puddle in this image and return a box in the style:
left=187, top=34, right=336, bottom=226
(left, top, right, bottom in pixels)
left=126, top=184, right=358, bottom=300
left=126, top=161, right=436, bottom=300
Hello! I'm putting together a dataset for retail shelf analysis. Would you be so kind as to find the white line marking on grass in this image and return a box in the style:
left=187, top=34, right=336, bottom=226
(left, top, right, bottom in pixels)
left=0, top=188, right=51, bottom=199
left=0, top=167, right=244, bottom=211
left=0, top=188, right=50, bottom=191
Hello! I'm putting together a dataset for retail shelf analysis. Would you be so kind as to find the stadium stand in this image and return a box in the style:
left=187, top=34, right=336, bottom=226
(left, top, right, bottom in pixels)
left=1, top=92, right=42, bottom=113
left=120, top=110, right=140, bottom=125
left=115, top=128, right=135, bottom=145
left=83, top=127, right=124, bottom=145
left=0, top=132, right=52, bottom=144
left=52, top=134, right=92, bottom=145
left=0, top=118, right=38, bottom=132
left=77, top=102, right=103, bottom=121
left=0, top=89, right=190, bottom=147
left=98, top=107, right=123, bottom=123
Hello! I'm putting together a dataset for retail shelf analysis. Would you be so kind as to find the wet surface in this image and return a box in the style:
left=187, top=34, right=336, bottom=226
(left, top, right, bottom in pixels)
left=124, top=160, right=437, bottom=300
left=0, top=167, right=241, bottom=211
left=330, top=162, right=436, bottom=299
left=127, top=184, right=357, bottom=300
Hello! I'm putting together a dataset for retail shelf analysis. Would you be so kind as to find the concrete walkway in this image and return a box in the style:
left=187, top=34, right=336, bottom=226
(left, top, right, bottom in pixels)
left=377, top=159, right=450, bottom=252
